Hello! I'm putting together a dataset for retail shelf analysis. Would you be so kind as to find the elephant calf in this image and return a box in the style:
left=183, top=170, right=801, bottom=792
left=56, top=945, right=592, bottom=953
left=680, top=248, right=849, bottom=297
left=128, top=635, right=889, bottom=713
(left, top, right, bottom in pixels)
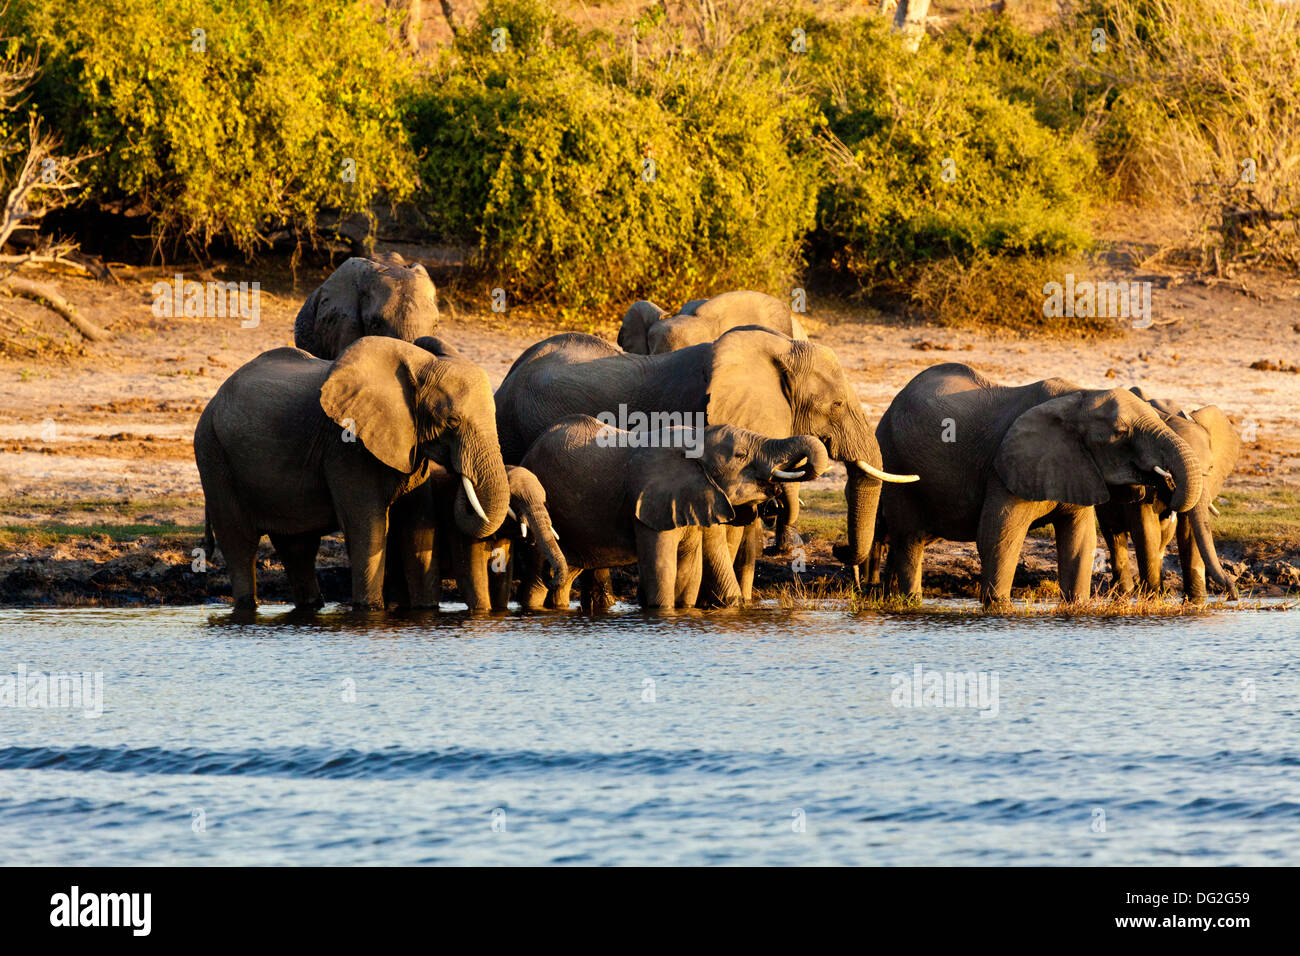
left=425, top=464, right=567, bottom=611
left=195, top=336, right=508, bottom=611
left=519, top=415, right=829, bottom=609
left=1097, top=389, right=1241, bottom=601
left=294, top=252, right=439, bottom=360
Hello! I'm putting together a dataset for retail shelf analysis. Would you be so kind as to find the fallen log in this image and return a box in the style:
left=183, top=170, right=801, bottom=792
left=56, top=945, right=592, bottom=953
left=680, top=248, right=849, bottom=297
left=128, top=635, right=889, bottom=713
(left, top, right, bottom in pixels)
left=0, top=276, right=113, bottom=342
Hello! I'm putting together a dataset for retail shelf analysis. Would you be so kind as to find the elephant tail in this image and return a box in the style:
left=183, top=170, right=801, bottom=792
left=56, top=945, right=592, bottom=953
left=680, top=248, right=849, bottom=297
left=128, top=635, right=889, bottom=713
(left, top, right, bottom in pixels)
left=202, top=506, right=215, bottom=562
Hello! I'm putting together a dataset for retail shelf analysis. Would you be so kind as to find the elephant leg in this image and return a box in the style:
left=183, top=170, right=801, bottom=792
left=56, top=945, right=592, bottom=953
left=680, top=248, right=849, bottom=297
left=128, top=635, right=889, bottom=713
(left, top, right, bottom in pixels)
left=1053, top=506, right=1095, bottom=603
left=456, top=538, right=492, bottom=611
left=886, top=534, right=925, bottom=600
left=635, top=525, right=678, bottom=610
left=772, top=483, right=802, bottom=554
left=976, top=482, right=1034, bottom=607
left=674, top=531, right=703, bottom=608
left=580, top=568, right=615, bottom=613
left=1176, top=515, right=1207, bottom=603
left=216, top=521, right=259, bottom=612
left=339, top=502, right=389, bottom=610
left=866, top=537, right=887, bottom=594
left=1126, top=501, right=1165, bottom=593
left=269, top=532, right=323, bottom=609
left=516, top=545, right=548, bottom=609
left=732, top=520, right=764, bottom=603
left=698, top=525, right=742, bottom=607
left=548, top=568, right=581, bottom=610
left=390, top=497, right=439, bottom=609
left=1101, top=525, right=1134, bottom=594
left=487, top=539, right=513, bottom=611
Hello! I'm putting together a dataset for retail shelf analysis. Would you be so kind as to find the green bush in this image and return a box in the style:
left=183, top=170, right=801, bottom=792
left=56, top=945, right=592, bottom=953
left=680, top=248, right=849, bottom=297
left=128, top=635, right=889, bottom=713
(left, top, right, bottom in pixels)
left=404, top=0, right=819, bottom=317
left=9, top=0, right=418, bottom=253
left=807, top=16, right=1096, bottom=287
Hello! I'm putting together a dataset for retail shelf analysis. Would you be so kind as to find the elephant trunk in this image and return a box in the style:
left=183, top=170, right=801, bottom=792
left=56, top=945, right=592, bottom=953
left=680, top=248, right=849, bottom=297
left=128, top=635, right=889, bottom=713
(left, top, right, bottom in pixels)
left=1149, top=426, right=1202, bottom=514
left=844, top=462, right=883, bottom=568
left=762, top=435, right=830, bottom=481
left=520, top=502, right=567, bottom=590
left=452, top=428, right=510, bottom=540
left=1187, top=498, right=1239, bottom=600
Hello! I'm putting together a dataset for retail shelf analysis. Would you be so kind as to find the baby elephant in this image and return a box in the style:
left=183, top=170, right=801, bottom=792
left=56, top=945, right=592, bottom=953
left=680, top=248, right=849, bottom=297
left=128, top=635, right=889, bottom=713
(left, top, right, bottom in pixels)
left=520, top=415, right=829, bottom=609
left=427, top=464, right=568, bottom=610
left=195, top=336, right=509, bottom=611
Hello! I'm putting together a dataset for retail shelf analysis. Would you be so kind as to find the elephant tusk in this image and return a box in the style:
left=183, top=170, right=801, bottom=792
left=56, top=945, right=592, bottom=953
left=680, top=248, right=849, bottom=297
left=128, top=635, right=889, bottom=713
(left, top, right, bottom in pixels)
left=507, top=507, right=518, bottom=522
left=1208, top=502, right=1221, bottom=517
left=520, top=518, right=528, bottom=538
left=772, top=469, right=806, bottom=480
left=1153, top=465, right=1171, bottom=479
left=550, top=526, right=559, bottom=541
left=462, top=474, right=488, bottom=522
left=856, top=460, right=919, bottom=483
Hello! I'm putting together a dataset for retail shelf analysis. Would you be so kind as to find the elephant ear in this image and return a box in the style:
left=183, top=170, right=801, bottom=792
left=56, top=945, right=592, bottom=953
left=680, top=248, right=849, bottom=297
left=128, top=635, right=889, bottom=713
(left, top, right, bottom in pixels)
left=994, top=394, right=1109, bottom=506
left=319, top=337, right=426, bottom=474
left=1190, top=405, right=1242, bottom=487
left=633, top=449, right=736, bottom=531
left=705, top=328, right=795, bottom=437
left=1130, top=386, right=1187, bottom=421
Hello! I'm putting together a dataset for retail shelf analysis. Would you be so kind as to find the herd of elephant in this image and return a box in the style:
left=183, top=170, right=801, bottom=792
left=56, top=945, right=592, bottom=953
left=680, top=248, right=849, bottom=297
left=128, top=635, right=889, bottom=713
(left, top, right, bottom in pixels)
left=193, top=254, right=1242, bottom=614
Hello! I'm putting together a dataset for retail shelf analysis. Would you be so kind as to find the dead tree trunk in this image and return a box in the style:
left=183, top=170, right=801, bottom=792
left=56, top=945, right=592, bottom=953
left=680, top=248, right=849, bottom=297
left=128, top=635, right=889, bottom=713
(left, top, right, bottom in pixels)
left=893, top=0, right=931, bottom=53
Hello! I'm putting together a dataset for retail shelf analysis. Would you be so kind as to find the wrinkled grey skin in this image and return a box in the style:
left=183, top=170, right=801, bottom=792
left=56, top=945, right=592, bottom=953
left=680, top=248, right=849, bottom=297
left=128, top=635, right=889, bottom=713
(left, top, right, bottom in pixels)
left=195, top=337, right=508, bottom=611
left=871, top=363, right=1204, bottom=607
left=520, top=415, right=829, bottom=609
left=617, top=290, right=808, bottom=355
left=617, top=292, right=812, bottom=556
left=495, top=328, right=916, bottom=604
left=1096, top=388, right=1241, bottom=602
left=293, top=253, right=440, bottom=360
left=425, top=464, right=567, bottom=611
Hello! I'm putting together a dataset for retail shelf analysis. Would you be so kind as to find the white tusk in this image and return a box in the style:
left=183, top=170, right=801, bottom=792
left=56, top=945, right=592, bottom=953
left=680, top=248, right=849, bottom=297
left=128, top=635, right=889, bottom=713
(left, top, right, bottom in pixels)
left=550, top=526, right=559, bottom=541
left=520, top=518, right=528, bottom=538
left=1153, top=465, right=1170, bottom=478
left=1208, top=503, right=1221, bottom=517
left=772, top=469, right=806, bottom=480
left=462, top=474, right=488, bottom=522
left=507, top=507, right=518, bottom=521
left=856, top=460, right=919, bottom=483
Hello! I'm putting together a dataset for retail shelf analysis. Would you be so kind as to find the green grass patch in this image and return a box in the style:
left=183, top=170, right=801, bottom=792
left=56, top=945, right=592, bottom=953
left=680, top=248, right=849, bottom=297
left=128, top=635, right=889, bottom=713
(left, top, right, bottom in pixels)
left=1212, top=489, right=1300, bottom=551
left=0, top=522, right=202, bottom=549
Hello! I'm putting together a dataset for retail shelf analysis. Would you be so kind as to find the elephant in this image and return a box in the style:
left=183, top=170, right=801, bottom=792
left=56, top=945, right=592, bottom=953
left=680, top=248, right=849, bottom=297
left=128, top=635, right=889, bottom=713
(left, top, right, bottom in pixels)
left=872, top=363, right=1206, bottom=607
left=428, top=464, right=568, bottom=611
left=195, top=336, right=508, bottom=611
left=617, top=290, right=808, bottom=355
left=293, top=252, right=439, bottom=360
left=518, top=415, right=830, bottom=609
left=1096, top=389, right=1241, bottom=601
left=495, top=326, right=917, bottom=604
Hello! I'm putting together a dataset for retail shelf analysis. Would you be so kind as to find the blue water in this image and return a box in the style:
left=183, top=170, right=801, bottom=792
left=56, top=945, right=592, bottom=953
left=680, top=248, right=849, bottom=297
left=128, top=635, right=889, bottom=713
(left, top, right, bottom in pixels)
left=1, top=603, right=1297, bottom=865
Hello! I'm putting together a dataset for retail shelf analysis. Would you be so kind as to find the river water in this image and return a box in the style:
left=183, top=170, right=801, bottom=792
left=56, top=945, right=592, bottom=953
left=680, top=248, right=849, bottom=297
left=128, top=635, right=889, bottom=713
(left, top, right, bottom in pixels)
left=0, top=603, right=1296, bottom=865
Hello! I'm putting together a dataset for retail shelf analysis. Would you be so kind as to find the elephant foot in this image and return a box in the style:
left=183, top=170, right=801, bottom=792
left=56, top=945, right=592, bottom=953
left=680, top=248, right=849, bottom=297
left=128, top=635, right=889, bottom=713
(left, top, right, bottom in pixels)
left=765, top=527, right=804, bottom=557
left=233, top=595, right=257, bottom=613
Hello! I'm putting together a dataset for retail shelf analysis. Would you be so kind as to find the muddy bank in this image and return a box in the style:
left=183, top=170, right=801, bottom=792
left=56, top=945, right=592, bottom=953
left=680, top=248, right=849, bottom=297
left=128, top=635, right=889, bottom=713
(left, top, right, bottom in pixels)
left=2, top=532, right=1293, bottom=607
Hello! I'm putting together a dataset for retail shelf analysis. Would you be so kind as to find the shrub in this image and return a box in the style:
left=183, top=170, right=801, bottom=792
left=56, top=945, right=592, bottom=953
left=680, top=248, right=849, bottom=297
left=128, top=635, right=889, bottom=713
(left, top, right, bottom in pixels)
left=1064, top=0, right=1300, bottom=268
left=807, top=15, right=1096, bottom=292
left=8, top=0, right=418, bottom=254
left=404, top=0, right=819, bottom=317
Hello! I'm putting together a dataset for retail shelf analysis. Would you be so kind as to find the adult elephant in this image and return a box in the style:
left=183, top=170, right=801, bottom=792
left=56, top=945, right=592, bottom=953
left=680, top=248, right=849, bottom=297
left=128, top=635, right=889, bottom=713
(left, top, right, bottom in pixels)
left=293, top=252, right=439, bottom=360
left=873, top=363, right=1204, bottom=607
left=195, top=337, right=508, bottom=610
left=495, top=327, right=917, bottom=602
left=617, top=290, right=807, bottom=355
left=1097, top=389, right=1241, bottom=602
left=520, top=416, right=829, bottom=609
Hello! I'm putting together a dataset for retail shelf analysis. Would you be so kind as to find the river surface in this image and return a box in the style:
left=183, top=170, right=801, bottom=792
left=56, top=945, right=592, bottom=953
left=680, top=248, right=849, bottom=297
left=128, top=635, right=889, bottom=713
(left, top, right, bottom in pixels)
left=0, top=603, right=1297, bottom=865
